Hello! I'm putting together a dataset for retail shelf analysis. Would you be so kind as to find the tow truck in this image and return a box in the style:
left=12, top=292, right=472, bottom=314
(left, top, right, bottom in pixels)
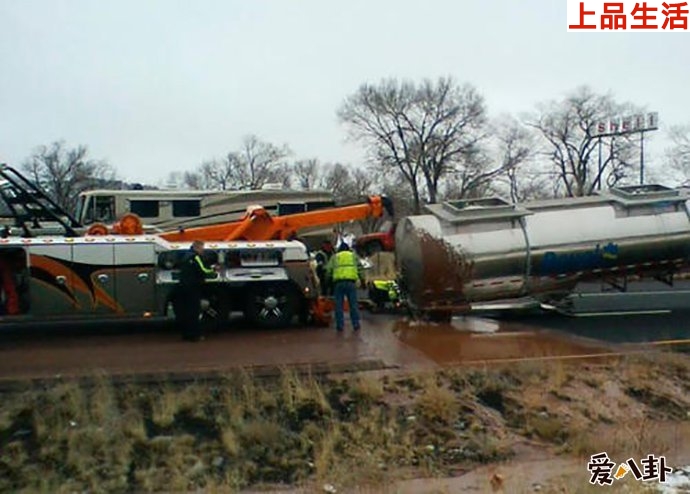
left=0, top=164, right=393, bottom=328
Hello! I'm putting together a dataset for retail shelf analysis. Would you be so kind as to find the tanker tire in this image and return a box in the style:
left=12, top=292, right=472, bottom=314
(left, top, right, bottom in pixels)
left=245, top=282, right=297, bottom=329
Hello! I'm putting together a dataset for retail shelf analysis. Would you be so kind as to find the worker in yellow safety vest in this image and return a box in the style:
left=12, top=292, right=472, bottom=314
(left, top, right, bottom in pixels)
left=326, top=241, right=365, bottom=332
left=369, top=279, right=400, bottom=311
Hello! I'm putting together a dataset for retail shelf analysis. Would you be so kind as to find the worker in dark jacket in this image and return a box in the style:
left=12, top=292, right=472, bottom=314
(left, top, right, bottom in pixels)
left=326, top=241, right=364, bottom=333
left=174, top=240, right=217, bottom=342
left=314, top=240, right=334, bottom=296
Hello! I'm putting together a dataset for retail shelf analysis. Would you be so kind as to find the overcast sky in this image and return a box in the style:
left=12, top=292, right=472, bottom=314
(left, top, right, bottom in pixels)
left=1, top=0, right=687, bottom=185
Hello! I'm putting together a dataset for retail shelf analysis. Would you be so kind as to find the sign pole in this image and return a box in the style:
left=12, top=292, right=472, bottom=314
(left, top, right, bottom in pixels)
left=640, top=131, right=645, bottom=185
left=591, top=112, right=657, bottom=189
left=598, top=136, right=602, bottom=190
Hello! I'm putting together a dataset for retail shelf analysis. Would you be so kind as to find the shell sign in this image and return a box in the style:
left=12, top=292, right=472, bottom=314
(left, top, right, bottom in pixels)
left=590, top=112, right=658, bottom=137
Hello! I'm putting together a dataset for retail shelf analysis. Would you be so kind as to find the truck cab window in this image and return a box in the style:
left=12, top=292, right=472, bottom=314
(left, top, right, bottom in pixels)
left=81, top=196, right=95, bottom=224
left=95, top=196, right=115, bottom=222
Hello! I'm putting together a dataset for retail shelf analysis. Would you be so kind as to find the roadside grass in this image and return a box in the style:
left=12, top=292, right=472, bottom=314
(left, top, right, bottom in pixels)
left=0, top=351, right=688, bottom=492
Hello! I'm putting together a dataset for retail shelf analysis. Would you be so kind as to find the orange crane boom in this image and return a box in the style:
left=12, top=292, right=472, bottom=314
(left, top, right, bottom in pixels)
left=158, top=195, right=393, bottom=243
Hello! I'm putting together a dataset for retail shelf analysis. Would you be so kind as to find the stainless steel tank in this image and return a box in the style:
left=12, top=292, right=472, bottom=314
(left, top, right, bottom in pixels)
left=396, top=185, right=690, bottom=313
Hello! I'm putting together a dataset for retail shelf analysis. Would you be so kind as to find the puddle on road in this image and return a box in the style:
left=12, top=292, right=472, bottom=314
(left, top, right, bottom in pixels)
left=392, top=317, right=611, bottom=365
left=450, top=315, right=501, bottom=334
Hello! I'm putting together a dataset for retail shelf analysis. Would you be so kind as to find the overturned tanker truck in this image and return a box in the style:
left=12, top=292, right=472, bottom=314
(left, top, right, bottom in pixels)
left=395, top=184, right=690, bottom=321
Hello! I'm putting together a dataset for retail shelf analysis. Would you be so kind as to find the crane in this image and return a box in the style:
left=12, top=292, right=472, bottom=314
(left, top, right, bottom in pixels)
left=85, top=195, right=393, bottom=243
left=157, top=195, right=393, bottom=243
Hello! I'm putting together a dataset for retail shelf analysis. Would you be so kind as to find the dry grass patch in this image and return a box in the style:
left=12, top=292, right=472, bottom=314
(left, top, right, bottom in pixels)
left=313, top=423, right=345, bottom=483
left=349, top=374, right=385, bottom=405
left=566, top=417, right=679, bottom=461
left=2, top=353, right=690, bottom=492
left=32, top=381, right=88, bottom=440
left=415, top=376, right=459, bottom=426
left=313, top=407, right=417, bottom=490
left=280, top=367, right=332, bottom=421
left=150, top=386, right=180, bottom=428
left=220, top=427, right=240, bottom=457
left=544, top=360, right=575, bottom=391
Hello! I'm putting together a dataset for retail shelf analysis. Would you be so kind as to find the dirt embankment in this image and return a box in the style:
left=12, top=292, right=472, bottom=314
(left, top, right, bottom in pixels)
left=1, top=351, right=689, bottom=493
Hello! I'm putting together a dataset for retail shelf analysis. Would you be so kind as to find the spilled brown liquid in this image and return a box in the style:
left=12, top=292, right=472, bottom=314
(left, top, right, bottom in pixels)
left=392, top=316, right=611, bottom=364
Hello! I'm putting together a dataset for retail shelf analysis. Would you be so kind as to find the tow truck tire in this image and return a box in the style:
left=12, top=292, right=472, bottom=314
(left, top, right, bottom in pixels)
left=245, top=282, right=297, bottom=329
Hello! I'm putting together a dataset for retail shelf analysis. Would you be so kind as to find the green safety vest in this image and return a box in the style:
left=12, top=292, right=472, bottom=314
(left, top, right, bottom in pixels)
left=373, top=280, right=399, bottom=300
left=194, top=255, right=216, bottom=275
left=329, top=251, right=360, bottom=282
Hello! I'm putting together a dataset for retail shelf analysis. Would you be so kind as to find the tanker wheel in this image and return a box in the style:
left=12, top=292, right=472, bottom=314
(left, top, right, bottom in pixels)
left=245, top=282, right=297, bottom=329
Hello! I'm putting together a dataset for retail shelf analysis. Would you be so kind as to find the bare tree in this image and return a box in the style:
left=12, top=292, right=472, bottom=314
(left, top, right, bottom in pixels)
left=22, top=140, right=115, bottom=213
left=291, top=158, right=378, bottom=201
left=322, top=163, right=358, bottom=202
left=318, top=162, right=383, bottom=233
left=183, top=170, right=202, bottom=189
left=191, top=135, right=292, bottom=190
left=200, top=159, right=236, bottom=190
left=292, top=158, right=382, bottom=229
left=482, top=116, right=549, bottom=203
left=666, top=125, right=690, bottom=184
left=229, top=135, right=291, bottom=189
left=503, top=163, right=556, bottom=202
left=496, top=118, right=533, bottom=202
left=338, top=76, right=489, bottom=213
left=350, top=167, right=376, bottom=199
left=528, top=86, right=642, bottom=197
left=292, top=158, right=322, bottom=190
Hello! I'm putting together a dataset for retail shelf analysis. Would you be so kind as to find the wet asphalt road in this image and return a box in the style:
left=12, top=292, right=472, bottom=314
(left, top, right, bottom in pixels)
left=493, top=309, right=690, bottom=344
left=527, top=279, right=690, bottom=343
left=1, top=284, right=689, bottom=382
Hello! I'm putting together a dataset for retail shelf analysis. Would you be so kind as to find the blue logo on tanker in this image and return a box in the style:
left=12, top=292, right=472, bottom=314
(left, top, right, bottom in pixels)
left=539, top=242, right=619, bottom=275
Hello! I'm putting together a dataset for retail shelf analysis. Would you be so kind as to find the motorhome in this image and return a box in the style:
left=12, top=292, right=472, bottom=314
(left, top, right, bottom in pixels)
left=76, top=187, right=335, bottom=230
left=75, top=187, right=336, bottom=247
